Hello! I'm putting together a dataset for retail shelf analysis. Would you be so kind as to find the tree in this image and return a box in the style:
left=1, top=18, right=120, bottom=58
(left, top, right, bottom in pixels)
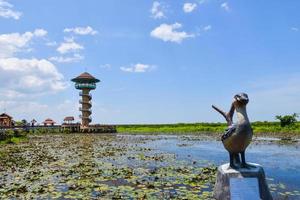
left=275, top=113, right=298, bottom=127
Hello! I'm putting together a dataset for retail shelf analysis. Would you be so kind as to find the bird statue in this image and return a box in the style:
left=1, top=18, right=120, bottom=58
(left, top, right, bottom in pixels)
left=212, top=93, right=253, bottom=169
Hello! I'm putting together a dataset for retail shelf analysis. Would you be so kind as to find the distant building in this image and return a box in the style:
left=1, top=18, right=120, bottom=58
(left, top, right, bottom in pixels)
left=0, top=113, right=13, bottom=127
left=43, top=118, right=56, bottom=126
left=63, top=116, right=75, bottom=124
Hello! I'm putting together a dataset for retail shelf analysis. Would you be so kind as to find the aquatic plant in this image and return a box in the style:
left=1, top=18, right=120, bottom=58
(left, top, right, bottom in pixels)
left=0, top=134, right=298, bottom=199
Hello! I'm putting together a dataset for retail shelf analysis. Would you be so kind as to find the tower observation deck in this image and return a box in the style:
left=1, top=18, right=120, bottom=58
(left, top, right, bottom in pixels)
left=71, top=72, right=100, bottom=128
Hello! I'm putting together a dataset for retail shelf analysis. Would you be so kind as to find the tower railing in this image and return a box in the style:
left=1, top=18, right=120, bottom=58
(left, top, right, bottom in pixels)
left=79, top=99, right=92, bottom=105
left=79, top=92, right=92, bottom=99
left=79, top=107, right=92, bottom=114
left=79, top=115, right=92, bottom=122
left=75, top=83, right=96, bottom=90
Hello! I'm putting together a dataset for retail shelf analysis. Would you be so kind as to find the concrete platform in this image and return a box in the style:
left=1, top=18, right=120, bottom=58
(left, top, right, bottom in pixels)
left=213, top=163, right=273, bottom=200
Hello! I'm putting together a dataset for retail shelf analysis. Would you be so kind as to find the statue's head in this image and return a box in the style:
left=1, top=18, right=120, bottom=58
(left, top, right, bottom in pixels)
left=234, top=93, right=249, bottom=106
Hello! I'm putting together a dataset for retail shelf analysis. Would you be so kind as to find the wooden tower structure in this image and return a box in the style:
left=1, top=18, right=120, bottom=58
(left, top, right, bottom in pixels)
left=71, top=72, right=100, bottom=128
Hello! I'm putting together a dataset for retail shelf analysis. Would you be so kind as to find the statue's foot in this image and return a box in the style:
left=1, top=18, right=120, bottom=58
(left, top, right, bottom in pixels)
left=241, top=162, right=252, bottom=169
left=229, top=163, right=239, bottom=169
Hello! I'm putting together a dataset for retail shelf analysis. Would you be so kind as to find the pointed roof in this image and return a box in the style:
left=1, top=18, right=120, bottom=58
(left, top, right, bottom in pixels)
left=71, top=72, right=100, bottom=83
left=43, top=118, right=56, bottom=124
left=0, top=113, right=12, bottom=119
left=64, top=116, right=75, bottom=121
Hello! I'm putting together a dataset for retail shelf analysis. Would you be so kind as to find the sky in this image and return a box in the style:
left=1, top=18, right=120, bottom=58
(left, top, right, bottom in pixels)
left=0, top=0, right=299, bottom=124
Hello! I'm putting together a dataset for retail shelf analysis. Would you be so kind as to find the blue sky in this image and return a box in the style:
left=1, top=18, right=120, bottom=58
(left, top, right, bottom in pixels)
left=0, top=0, right=299, bottom=124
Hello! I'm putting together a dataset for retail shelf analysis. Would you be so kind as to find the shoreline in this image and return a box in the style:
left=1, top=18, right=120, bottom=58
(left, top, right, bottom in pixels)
left=117, top=131, right=300, bottom=139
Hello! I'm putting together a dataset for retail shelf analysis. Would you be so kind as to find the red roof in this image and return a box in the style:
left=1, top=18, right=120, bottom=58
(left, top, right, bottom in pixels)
left=71, top=72, right=100, bottom=83
left=64, top=116, right=75, bottom=121
left=43, top=118, right=56, bottom=124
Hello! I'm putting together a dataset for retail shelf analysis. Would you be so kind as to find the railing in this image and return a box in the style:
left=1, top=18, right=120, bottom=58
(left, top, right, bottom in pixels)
left=79, top=107, right=92, bottom=114
left=79, top=92, right=92, bottom=99
left=1, top=124, right=117, bottom=134
left=75, top=83, right=96, bottom=90
left=79, top=115, right=92, bottom=121
left=79, top=99, right=92, bottom=105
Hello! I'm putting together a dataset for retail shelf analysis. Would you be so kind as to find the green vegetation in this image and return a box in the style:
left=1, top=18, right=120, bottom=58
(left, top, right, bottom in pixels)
left=275, top=113, right=298, bottom=127
left=117, top=123, right=227, bottom=134
left=2, top=115, right=300, bottom=146
left=117, top=122, right=300, bottom=137
left=28, top=127, right=63, bottom=134
left=0, top=129, right=28, bottom=144
left=0, top=135, right=218, bottom=199
left=0, top=127, right=64, bottom=145
left=0, top=136, right=28, bottom=144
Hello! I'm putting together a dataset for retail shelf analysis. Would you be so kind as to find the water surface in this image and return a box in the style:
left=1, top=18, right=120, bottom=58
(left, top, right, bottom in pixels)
left=0, top=134, right=299, bottom=199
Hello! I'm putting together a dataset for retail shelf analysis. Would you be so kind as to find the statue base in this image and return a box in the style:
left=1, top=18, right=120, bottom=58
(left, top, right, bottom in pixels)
left=213, top=163, right=272, bottom=200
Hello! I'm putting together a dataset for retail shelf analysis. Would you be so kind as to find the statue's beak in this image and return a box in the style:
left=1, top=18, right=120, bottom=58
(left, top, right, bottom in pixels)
left=241, top=96, right=249, bottom=104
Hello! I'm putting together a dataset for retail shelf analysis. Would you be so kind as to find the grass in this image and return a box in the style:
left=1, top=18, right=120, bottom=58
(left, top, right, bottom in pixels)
left=117, top=123, right=226, bottom=134
left=1, top=121, right=300, bottom=145
left=0, top=136, right=28, bottom=144
left=0, top=129, right=30, bottom=144
left=117, top=122, right=300, bottom=137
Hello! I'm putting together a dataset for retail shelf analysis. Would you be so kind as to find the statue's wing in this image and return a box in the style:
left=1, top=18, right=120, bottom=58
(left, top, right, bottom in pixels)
left=221, top=124, right=236, bottom=141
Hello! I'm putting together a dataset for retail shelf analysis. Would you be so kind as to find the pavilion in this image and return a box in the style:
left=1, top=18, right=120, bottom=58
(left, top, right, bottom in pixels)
left=0, top=113, right=13, bottom=127
left=43, top=118, right=56, bottom=126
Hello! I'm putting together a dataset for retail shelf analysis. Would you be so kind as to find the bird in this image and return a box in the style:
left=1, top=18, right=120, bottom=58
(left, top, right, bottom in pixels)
left=213, top=93, right=253, bottom=169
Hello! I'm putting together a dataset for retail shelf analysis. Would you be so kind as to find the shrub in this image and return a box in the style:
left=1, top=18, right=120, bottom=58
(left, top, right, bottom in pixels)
left=275, top=113, right=298, bottom=127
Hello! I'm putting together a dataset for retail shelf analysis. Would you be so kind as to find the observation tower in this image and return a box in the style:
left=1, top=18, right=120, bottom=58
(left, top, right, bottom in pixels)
left=71, top=72, right=100, bottom=128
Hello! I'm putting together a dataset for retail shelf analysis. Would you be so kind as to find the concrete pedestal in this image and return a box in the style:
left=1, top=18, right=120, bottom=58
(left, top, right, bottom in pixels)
left=213, top=163, right=272, bottom=200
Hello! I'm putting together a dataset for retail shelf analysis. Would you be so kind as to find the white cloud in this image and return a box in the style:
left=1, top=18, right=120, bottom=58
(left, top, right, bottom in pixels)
left=150, top=1, right=165, bottom=19
left=0, top=90, right=25, bottom=99
left=0, top=100, right=48, bottom=118
left=64, top=26, right=98, bottom=35
left=49, top=54, right=84, bottom=63
left=0, top=28, right=69, bottom=120
left=46, top=41, right=57, bottom=46
left=57, top=38, right=83, bottom=54
left=0, top=57, right=67, bottom=96
left=34, top=29, right=48, bottom=37
left=291, top=27, right=299, bottom=32
left=150, top=23, right=194, bottom=43
left=203, top=25, right=212, bottom=31
left=221, top=2, right=230, bottom=12
left=0, top=100, right=78, bottom=123
left=183, top=3, right=197, bottom=13
left=0, top=0, right=22, bottom=20
left=120, top=63, right=155, bottom=73
left=100, top=64, right=111, bottom=69
left=0, top=29, right=47, bottom=58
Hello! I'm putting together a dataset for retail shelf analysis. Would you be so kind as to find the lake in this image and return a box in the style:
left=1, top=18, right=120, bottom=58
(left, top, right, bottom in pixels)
left=0, top=134, right=299, bottom=199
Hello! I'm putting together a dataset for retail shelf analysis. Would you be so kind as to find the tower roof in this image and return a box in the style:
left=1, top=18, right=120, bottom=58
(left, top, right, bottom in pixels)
left=71, top=72, right=100, bottom=83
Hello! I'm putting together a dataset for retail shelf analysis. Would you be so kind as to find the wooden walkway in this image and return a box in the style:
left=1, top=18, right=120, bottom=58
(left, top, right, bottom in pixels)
left=0, top=124, right=117, bottom=134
